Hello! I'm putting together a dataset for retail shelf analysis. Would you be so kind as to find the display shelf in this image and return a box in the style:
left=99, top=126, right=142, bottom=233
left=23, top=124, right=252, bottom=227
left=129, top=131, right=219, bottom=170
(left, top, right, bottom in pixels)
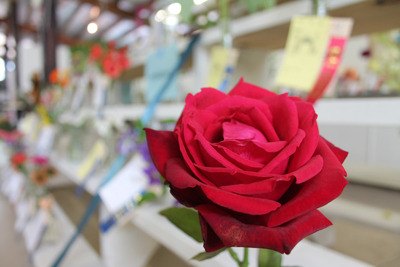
left=51, top=153, right=371, bottom=267
left=132, top=195, right=372, bottom=267
left=26, top=202, right=104, bottom=267
left=321, top=183, right=400, bottom=233
left=315, top=97, right=400, bottom=126
left=201, top=0, right=400, bottom=49
left=58, top=103, right=185, bottom=126
left=49, top=154, right=103, bottom=195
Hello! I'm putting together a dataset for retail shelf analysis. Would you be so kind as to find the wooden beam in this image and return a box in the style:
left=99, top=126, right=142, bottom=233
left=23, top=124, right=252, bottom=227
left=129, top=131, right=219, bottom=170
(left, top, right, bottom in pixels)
left=93, top=17, right=122, bottom=40
left=80, top=0, right=134, bottom=19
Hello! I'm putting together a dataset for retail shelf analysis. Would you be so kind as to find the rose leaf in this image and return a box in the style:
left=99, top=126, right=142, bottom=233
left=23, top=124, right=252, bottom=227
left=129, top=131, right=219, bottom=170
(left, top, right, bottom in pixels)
left=159, top=207, right=203, bottom=242
left=191, top=248, right=226, bottom=261
left=258, top=248, right=282, bottom=267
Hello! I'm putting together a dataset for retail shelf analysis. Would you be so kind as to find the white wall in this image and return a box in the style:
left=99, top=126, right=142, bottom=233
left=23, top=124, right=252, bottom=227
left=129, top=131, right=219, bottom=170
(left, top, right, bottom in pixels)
left=18, top=40, right=71, bottom=93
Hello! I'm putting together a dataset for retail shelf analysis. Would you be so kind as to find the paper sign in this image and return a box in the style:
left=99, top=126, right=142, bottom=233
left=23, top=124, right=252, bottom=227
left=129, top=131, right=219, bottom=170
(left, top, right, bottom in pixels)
left=71, top=74, right=89, bottom=111
left=99, top=155, right=148, bottom=214
left=275, top=16, right=331, bottom=91
left=24, top=209, right=48, bottom=253
left=92, top=74, right=108, bottom=110
left=207, top=46, right=240, bottom=88
left=145, top=44, right=179, bottom=102
left=77, top=140, right=107, bottom=181
left=36, top=126, right=57, bottom=156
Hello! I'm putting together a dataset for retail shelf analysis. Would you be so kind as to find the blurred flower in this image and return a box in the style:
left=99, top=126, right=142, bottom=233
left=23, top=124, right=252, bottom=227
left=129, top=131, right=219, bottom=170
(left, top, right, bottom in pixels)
left=11, top=152, right=27, bottom=169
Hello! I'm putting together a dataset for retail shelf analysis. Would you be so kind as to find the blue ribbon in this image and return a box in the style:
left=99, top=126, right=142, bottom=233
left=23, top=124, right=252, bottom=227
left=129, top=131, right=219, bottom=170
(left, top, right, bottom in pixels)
left=51, top=34, right=200, bottom=267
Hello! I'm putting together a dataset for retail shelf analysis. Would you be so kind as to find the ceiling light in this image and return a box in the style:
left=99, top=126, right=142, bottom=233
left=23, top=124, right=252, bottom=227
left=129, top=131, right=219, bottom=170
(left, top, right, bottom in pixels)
left=164, top=15, right=179, bottom=27
left=167, top=3, right=181, bottom=15
left=90, top=6, right=101, bottom=18
left=87, top=22, right=98, bottom=34
left=155, top=9, right=167, bottom=22
left=194, top=0, right=209, bottom=5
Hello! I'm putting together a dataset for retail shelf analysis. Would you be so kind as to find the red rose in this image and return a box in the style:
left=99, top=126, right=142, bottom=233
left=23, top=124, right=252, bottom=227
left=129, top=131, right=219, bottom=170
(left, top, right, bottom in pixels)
left=146, top=80, right=348, bottom=254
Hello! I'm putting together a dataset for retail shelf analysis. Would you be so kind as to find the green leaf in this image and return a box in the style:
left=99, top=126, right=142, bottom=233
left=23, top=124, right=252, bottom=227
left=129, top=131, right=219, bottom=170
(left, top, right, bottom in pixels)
left=159, top=207, right=203, bottom=242
left=258, top=249, right=282, bottom=267
left=191, top=248, right=226, bottom=261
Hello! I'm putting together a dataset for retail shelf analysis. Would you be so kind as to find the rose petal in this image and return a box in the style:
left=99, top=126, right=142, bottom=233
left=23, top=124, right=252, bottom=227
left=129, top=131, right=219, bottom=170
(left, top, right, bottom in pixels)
left=165, top=158, right=204, bottom=188
left=220, top=178, right=293, bottom=201
left=259, top=129, right=305, bottom=173
left=199, top=215, right=225, bottom=252
left=200, top=186, right=281, bottom=215
left=229, top=78, right=277, bottom=99
left=145, top=129, right=180, bottom=177
left=197, top=204, right=332, bottom=254
left=185, top=88, right=226, bottom=110
left=288, top=100, right=319, bottom=172
left=262, top=94, right=299, bottom=141
left=292, top=155, right=323, bottom=184
left=222, top=120, right=267, bottom=143
left=323, top=137, right=348, bottom=164
left=267, top=137, right=348, bottom=227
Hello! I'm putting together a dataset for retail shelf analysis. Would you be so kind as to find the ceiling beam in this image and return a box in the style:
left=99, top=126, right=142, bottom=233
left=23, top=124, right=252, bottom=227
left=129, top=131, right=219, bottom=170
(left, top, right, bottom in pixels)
left=93, top=16, right=122, bottom=40
left=0, top=19, right=85, bottom=46
left=80, top=0, right=134, bottom=19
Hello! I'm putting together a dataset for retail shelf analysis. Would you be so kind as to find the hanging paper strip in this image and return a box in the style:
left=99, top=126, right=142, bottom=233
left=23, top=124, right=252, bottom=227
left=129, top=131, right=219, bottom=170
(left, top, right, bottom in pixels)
left=307, top=18, right=353, bottom=103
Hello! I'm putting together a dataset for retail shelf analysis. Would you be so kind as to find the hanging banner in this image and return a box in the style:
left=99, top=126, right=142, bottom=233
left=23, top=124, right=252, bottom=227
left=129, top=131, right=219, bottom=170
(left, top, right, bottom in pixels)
left=145, top=44, right=179, bottom=102
left=76, top=140, right=107, bottom=181
left=207, top=46, right=240, bottom=89
left=275, top=16, right=331, bottom=91
left=275, top=16, right=353, bottom=98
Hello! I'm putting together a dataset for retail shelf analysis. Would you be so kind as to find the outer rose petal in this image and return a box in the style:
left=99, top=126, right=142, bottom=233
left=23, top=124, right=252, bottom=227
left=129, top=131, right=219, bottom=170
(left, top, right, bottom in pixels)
left=229, top=78, right=277, bottom=99
left=323, top=137, right=348, bottom=164
left=197, top=204, right=332, bottom=254
left=288, top=100, right=319, bottom=172
left=267, top=137, right=348, bottom=227
left=145, top=129, right=180, bottom=177
left=200, top=185, right=281, bottom=215
left=185, top=88, right=227, bottom=110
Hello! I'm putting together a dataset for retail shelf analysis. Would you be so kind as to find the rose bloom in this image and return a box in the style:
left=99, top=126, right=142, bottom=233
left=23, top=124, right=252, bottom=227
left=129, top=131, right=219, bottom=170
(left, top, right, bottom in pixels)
left=146, top=80, right=348, bottom=254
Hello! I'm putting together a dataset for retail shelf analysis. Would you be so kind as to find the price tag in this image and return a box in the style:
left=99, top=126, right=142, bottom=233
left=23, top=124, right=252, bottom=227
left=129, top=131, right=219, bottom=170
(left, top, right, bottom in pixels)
left=207, top=46, right=239, bottom=88
left=36, top=126, right=57, bottom=156
left=275, top=16, right=331, bottom=91
left=24, top=209, right=48, bottom=253
left=77, top=140, right=107, bottom=181
left=99, top=155, right=148, bottom=214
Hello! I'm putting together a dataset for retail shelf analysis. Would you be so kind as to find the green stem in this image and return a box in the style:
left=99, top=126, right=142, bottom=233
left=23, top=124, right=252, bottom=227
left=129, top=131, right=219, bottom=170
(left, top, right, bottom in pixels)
left=241, top=247, right=249, bottom=267
left=228, top=248, right=241, bottom=266
left=228, top=247, right=249, bottom=267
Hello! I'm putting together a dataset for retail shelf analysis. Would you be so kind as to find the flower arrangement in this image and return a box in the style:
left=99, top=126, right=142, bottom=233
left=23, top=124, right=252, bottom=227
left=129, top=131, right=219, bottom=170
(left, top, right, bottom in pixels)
left=89, top=42, right=131, bottom=79
left=145, top=79, right=348, bottom=266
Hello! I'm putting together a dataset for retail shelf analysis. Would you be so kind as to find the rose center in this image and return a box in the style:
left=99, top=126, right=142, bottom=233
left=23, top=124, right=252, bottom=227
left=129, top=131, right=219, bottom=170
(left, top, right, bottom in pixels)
left=222, top=120, right=267, bottom=143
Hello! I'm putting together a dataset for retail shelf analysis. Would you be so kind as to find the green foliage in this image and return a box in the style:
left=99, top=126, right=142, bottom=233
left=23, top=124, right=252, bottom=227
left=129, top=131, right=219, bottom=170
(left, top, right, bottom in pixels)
left=258, top=249, right=282, bottom=267
left=159, top=207, right=203, bottom=242
left=192, top=248, right=226, bottom=261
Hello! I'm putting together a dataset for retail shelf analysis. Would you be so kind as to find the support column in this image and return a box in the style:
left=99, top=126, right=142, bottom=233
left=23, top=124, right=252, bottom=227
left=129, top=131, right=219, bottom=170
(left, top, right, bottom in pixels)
left=43, top=0, right=57, bottom=85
